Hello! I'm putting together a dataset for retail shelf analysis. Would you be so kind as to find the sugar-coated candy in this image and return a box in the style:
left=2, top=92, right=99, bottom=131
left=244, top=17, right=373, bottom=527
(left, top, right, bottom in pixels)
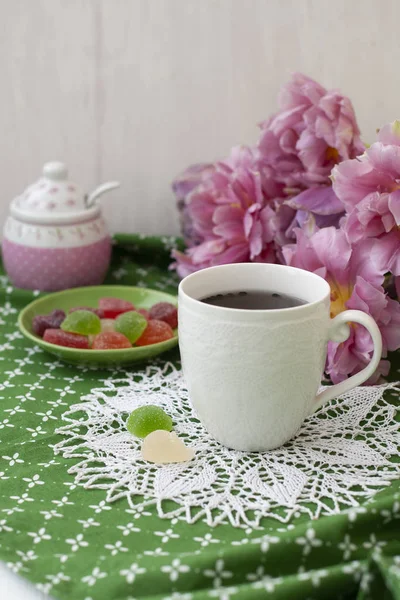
left=100, top=319, right=116, bottom=333
left=141, top=430, right=194, bottom=464
left=33, top=309, right=66, bottom=337
left=69, top=306, right=104, bottom=318
left=115, top=311, right=147, bottom=343
left=43, top=328, right=89, bottom=349
left=136, top=308, right=150, bottom=320
left=98, top=297, right=135, bottom=319
left=149, top=302, right=178, bottom=329
left=135, top=319, right=174, bottom=346
left=61, top=310, right=101, bottom=335
left=92, top=331, right=132, bottom=350
left=127, top=405, right=173, bottom=438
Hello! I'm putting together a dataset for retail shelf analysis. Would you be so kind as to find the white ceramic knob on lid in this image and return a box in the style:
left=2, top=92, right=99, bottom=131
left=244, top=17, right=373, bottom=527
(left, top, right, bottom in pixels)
left=42, top=161, right=69, bottom=181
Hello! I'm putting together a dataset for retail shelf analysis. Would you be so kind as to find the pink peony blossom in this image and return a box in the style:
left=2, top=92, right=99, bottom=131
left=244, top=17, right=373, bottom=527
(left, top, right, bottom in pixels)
left=171, top=147, right=281, bottom=278
left=332, top=120, right=400, bottom=275
left=172, top=163, right=217, bottom=247
left=173, top=147, right=285, bottom=250
left=258, top=73, right=364, bottom=227
left=283, top=227, right=400, bottom=383
left=259, top=73, right=364, bottom=187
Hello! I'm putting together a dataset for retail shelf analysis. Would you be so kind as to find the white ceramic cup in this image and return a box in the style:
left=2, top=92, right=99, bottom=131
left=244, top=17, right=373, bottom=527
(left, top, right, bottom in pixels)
left=178, top=263, right=383, bottom=451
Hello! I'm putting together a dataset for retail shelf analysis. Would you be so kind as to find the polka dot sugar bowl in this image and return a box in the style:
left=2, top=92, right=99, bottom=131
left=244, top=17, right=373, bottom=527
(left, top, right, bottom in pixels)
left=2, top=161, right=119, bottom=292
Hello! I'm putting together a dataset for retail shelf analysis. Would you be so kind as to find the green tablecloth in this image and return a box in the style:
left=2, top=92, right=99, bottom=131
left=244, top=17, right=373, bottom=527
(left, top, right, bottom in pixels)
left=0, top=234, right=399, bottom=600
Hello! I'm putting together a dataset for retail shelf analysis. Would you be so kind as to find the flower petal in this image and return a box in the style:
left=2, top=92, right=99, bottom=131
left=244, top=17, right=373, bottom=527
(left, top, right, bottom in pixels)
left=388, top=190, right=400, bottom=225
left=172, top=163, right=215, bottom=200
left=377, top=120, right=400, bottom=146
left=210, top=243, right=250, bottom=266
left=287, top=186, right=345, bottom=215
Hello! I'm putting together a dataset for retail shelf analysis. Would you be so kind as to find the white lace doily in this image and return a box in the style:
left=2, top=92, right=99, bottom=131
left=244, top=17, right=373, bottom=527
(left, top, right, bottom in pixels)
left=54, top=363, right=400, bottom=527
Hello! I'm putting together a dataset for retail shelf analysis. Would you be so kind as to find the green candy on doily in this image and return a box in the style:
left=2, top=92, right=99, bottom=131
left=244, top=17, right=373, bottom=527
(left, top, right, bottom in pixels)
left=127, top=405, right=173, bottom=438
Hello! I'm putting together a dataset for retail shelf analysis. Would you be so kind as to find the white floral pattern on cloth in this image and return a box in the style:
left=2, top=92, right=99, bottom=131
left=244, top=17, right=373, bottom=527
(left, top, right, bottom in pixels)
left=54, top=363, right=400, bottom=527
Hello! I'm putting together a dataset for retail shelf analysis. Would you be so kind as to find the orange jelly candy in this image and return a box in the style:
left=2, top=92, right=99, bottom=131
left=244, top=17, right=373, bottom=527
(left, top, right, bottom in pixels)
left=135, top=319, right=174, bottom=346
left=92, top=331, right=132, bottom=350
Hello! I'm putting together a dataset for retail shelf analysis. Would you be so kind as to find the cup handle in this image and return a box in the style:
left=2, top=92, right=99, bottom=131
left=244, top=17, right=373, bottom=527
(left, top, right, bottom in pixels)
left=311, top=310, right=383, bottom=414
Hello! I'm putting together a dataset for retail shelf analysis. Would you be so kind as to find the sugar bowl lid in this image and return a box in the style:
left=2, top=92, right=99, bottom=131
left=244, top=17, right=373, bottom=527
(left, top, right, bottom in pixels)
left=10, top=162, right=119, bottom=225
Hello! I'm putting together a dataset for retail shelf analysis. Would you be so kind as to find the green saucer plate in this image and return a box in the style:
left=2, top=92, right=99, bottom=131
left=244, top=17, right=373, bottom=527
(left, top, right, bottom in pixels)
left=18, top=285, right=178, bottom=366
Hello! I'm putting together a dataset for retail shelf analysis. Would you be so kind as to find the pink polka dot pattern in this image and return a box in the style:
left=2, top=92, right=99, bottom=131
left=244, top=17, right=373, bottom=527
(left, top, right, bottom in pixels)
left=2, top=237, right=112, bottom=292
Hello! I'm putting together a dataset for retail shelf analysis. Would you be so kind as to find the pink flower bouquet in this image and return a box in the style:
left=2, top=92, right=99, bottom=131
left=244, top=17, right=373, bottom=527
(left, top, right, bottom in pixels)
left=171, top=73, right=400, bottom=382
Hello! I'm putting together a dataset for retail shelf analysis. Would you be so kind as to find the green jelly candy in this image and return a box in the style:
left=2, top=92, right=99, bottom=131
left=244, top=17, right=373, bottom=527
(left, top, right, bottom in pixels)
left=127, top=405, right=173, bottom=438
left=61, top=310, right=101, bottom=335
left=115, top=311, right=147, bottom=343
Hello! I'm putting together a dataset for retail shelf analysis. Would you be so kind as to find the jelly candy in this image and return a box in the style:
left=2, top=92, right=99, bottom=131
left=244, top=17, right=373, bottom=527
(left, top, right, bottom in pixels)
left=33, top=317, right=48, bottom=337
left=100, top=319, right=116, bottom=333
left=69, top=306, right=104, bottom=318
left=43, top=329, right=89, bottom=349
left=135, top=319, right=174, bottom=346
left=149, top=302, right=178, bottom=329
left=61, top=310, right=101, bottom=335
left=141, top=430, right=194, bottom=464
left=115, top=311, right=147, bottom=343
left=99, top=297, right=135, bottom=319
left=127, top=405, right=172, bottom=438
left=33, top=309, right=66, bottom=337
left=136, top=308, right=150, bottom=320
left=92, top=331, right=132, bottom=350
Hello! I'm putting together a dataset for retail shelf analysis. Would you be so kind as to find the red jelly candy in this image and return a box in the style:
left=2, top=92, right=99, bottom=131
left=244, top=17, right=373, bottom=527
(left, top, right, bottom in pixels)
left=69, top=306, right=104, bottom=318
left=136, top=308, right=150, bottom=320
left=92, top=331, right=132, bottom=350
left=33, top=309, right=66, bottom=337
left=43, top=329, right=89, bottom=349
left=135, top=319, right=174, bottom=346
left=149, top=302, right=178, bottom=329
left=98, top=297, right=135, bottom=319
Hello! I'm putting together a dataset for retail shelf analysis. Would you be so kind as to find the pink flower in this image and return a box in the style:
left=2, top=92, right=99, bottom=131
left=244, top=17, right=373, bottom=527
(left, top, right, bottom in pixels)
left=258, top=73, right=364, bottom=228
left=171, top=147, right=279, bottom=278
left=173, top=163, right=216, bottom=247
left=259, top=73, right=364, bottom=187
left=332, top=120, right=400, bottom=275
left=283, top=227, right=400, bottom=383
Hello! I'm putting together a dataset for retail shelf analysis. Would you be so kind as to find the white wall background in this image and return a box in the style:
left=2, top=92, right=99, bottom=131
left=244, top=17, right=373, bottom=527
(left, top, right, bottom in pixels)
left=1, top=0, right=399, bottom=237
